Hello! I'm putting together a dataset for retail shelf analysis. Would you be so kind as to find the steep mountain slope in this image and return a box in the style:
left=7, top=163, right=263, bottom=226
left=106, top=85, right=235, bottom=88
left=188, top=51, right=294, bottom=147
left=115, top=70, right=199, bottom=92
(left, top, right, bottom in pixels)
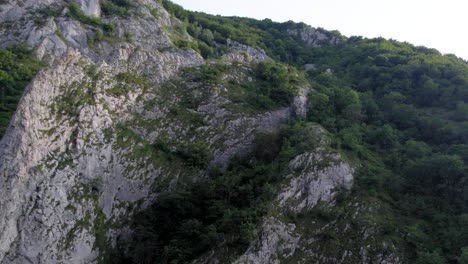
left=0, top=1, right=466, bottom=264
left=0, top=0, right=353, bottom=263
left=0, top=1, right=203, bottom=262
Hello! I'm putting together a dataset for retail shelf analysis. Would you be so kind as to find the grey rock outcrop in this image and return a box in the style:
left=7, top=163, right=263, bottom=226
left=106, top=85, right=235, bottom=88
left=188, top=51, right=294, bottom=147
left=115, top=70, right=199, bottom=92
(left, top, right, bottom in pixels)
left=222, top=40, right=271, bottom=64
left=287, top=26, right=341, bottom=47
left=228, top=123, right=400, bottom=264
left=292, top=87, right=309, bottom=119
left=0, top=45, right=203, bottom=263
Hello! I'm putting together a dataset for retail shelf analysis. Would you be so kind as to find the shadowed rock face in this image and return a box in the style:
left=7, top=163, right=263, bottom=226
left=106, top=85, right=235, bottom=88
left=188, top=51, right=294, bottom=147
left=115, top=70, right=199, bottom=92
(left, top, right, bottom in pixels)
left=287, top=26, right=342, bottom=47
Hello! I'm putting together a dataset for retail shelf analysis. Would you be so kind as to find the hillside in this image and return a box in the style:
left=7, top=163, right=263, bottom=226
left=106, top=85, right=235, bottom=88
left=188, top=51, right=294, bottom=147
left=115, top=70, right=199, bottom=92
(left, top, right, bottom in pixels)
left=0, top=0, right=466, bottom=263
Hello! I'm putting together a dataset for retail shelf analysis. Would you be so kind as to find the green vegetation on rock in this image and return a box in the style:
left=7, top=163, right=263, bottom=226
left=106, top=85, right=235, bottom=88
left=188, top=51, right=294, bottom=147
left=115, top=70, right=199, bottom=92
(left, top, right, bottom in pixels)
left=0, top=45, right=43, bottom=139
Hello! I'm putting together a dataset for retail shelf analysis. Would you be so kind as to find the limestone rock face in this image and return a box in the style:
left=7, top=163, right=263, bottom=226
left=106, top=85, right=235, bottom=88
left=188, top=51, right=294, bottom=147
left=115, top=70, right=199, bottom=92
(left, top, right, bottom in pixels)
left=234, top=146, right=354, bottom=264
left=0, top=0, right=174, bottom=61
left=278, top=151, right=353, bottom=212
left=0, top=0, right=56, bottom=22
left=234, top=218, right=300, bottom=264
left=292, top=87, right=309, bottom=119
left=233, top=144, right=401, bottom=264
left=287, top=26, right=341, bottom=47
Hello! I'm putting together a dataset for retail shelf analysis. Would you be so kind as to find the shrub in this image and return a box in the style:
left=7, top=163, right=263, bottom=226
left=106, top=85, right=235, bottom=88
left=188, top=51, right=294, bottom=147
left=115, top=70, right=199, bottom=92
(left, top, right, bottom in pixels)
left=101, top=0, right=132, bottom=17
left=67, top=2, right=115, bottom=34
left=0, top=45, right=43, bottom=138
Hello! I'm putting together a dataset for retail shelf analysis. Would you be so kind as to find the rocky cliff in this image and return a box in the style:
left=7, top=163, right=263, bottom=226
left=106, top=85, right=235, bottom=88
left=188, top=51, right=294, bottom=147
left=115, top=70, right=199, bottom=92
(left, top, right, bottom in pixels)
left=0, top=1, right=402, bottom=263
left=0, top=0, right=204, bottom=262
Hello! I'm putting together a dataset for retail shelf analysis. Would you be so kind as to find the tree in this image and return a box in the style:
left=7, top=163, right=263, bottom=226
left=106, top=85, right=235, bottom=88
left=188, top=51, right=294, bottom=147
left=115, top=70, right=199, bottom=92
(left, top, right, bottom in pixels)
left=458, top=247, right=468, bottom=264
left=200, top=29, right=214, bottom=44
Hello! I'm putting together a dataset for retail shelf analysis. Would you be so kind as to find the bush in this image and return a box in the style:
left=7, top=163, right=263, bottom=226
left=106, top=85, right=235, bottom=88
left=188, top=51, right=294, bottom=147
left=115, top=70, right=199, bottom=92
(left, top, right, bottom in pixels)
left=175, top=141, right=211, bottom=168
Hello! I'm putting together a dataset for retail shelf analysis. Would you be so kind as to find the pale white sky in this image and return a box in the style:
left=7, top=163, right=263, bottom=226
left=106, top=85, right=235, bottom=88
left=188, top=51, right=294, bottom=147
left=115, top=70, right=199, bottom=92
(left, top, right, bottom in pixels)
left=172, top=0, right=468, bottom=60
